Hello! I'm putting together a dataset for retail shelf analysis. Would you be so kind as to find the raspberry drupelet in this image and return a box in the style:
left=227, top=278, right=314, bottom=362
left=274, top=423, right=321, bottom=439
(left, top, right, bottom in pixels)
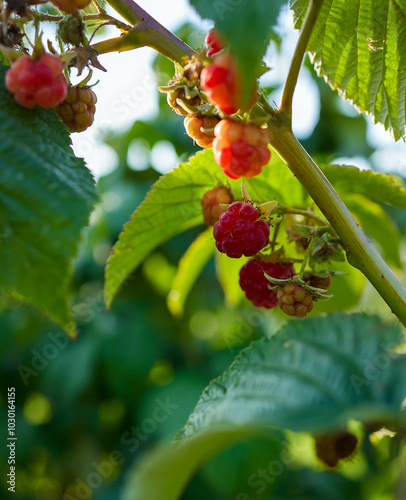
left=205, top=28, right=224, bottom=57
left=200, top=53, right=241, bottom=115
left=212, top=119, right=270, bottom=179
left=213, top=202, right=270, bottom=258
left=55, top=85, right=97, bottom=133
left=277, top=283, right=314, bottom=318
left=184, top=115, right=221, bottom=148
left=239, top=260, right=296, bottom=308
left=201, top=187, right=233, bottom=226
left=6, top=54, right=67, bottom=109
left=50, top=0, right=92, bottom=14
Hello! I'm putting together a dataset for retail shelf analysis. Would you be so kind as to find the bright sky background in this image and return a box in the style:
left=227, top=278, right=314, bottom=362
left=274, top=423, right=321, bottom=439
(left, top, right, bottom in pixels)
left=69, top=1, right=406, bottom=179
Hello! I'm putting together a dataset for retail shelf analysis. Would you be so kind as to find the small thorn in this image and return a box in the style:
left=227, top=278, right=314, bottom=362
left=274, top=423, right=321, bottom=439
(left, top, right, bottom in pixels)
left=241, top=182, right=251, bottom=202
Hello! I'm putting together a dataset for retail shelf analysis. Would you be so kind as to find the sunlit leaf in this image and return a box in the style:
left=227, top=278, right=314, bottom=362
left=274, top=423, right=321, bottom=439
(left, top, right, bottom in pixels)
left=290, top=0, right=406, bottom=139
left=167, top=228, right=215, bottom=317
left=0, top=65, right=98, bottom=337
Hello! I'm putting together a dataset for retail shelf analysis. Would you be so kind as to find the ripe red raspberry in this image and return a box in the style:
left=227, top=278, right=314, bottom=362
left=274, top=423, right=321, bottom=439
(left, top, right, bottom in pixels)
left=49, top=0, right=91, bottom=13
left=55, top=85, right=97, bottom=132
left=315, top=432, right=358, bottom=468
left=239, top=260, right=296, bottom=309
left=201, top=187, right=233, bottom=226
left=212, top=119, right=270, bottom=179
left=213, top=202, right=270, bottom=258
left=184, top=115, right=221, bottom=148
left=200, top=53, right=242, bottom=114
left=205, top=28, right=224, bottom=57
left=277, top=283, right=314, bottom=318
left=6, top=54, right=67, bottom=109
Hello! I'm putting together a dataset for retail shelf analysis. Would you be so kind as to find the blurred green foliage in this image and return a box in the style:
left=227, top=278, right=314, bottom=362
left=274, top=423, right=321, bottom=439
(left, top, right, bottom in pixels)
left=1, top=19, right=406, bottom=500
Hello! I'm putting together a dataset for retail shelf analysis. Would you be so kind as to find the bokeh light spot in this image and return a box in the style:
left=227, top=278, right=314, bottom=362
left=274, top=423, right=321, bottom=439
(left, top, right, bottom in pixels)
left=23, top=393, right=52, bottom=426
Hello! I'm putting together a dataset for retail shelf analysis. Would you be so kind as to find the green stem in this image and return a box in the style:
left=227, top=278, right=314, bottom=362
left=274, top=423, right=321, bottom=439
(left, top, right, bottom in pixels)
left=270, top=221, right=281, bottom=253
left=298, top=238, right=312, bottom=278
left=280, top=0, right=323, bottom=120
left=91, top=33, right=143, bottom=54
left=84, top=13, right=131, bottom=31
left=268, top=124, right=406, bottom=326
left=275, top=204, right=329, bottom=227
left=101, top=0, right=196, bottom=63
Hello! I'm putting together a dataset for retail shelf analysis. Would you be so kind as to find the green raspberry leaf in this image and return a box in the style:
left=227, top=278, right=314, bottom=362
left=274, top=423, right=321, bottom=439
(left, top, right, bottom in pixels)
left=177, top=313, right=406, bottom=440
left=104, top=150, right=226, bottom=309
left=167, top=227, right=215, bottom=317
left=321, top=165, right=406, bottom=209
left=290, top=0, right=406, bottom=140
left=188, top=0, right=286, bottom=107
left=121, top=313, right=406, bottom=500
left=0, top=65, right=98, bottom=337
left=343, top=195, right=401, bottom=267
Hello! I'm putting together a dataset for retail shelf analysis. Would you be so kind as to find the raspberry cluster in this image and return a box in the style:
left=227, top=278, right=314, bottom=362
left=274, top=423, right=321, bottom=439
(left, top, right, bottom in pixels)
left=201, top=187, right=233, bottom=226
left=213, top=202, right=270, bottom=258
left=212, top=119, right=270, bottom=179
left=55, top=85, right=97, bottom=132
left=276, top=283, right=314, bottom=318
left=50, top=0, right=92, bottom=14
left=239, top=260, right=296, bottom=309
left=205, top=28, right=224, bottom=57
left=184, top=115, right=220, bottom=148
left=6, top=54, right=67, bottom=109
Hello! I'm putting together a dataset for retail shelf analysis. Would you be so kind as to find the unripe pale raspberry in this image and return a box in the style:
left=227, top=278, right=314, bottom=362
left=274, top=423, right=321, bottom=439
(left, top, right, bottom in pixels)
left=55, top=85, right=97, bottom=132
left=167, top=88, right=201, bottom=115
left=205, top=28, right=224, bottom=57
left=239, top=260, right=296, bottom=308
left=213, top=202, right=270, bottom=258
left=212, top=119, right=270, bottom=179
left=305, top=273, right=332, bottom=290
left=6, top=54, right=67, bottom=109
left=184, top=115, right=221, bottom=148
left=57, top=14, right=84, bottom=45
left=315, top=432, right=358, bottom=468
left=201, top=187, right=233, bottom=226
left=200, top=53, right=245, bottom=114
left=50, top=0, right=91, bottom=14
left=277, top=283, right=314, bottom=318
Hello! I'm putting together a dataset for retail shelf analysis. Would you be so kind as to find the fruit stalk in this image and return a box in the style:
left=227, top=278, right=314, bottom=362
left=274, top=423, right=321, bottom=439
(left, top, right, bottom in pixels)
left=99, top=0, right=196, bottom=62
left=280, top=0, right=323, bottom=120
left=268, top=125, right=406, bottom=326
